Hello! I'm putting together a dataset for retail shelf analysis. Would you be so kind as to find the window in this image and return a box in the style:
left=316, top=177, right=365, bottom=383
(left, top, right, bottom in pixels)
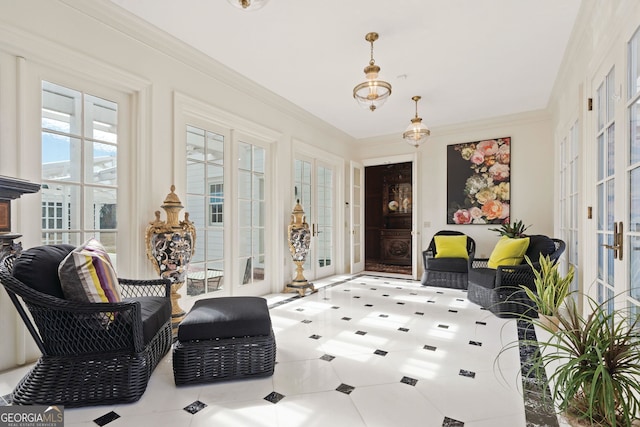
left=238, top=141, right=265, bottom=285
left=41, top=81, right=118, bottom=254
left=559, top=121, right=580, bottom=298
left=185, top=125, right=225, bottom=296
left=209, top=183, right=224, bottom=224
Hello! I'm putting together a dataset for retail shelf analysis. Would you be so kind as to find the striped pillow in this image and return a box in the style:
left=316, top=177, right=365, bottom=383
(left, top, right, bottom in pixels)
left=58, top=238, right=121, bottom=305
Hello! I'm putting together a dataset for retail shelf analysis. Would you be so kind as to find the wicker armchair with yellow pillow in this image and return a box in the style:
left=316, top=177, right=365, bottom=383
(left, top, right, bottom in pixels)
left=421, top=230, right=475, bottom=289
left=467, top=234, right=565, bottom=318
left=0, top=240, right=172, bottom=407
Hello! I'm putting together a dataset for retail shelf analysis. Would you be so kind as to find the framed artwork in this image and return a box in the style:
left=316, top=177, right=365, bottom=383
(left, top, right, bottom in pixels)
left=446, top=137, right=510, bottom=225
left=0, top=200, right=9, bottom=232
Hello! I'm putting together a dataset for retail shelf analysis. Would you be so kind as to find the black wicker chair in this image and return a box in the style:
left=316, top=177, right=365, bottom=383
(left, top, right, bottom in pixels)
left=0, top=244, right=173, bottom=407
left=421, top=230, right=475, bottom=289
left=467, top=235, right=566, bottom=318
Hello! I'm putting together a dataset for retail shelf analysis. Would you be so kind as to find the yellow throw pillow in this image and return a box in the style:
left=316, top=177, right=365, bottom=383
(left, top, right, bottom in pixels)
left=488, top=236, right=530, bottom=268
left=434, top=235, right=469, bottom=259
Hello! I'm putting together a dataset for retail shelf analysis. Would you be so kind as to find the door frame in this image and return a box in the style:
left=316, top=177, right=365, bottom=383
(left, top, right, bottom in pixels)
left=362, top=153, right=419, bottom=280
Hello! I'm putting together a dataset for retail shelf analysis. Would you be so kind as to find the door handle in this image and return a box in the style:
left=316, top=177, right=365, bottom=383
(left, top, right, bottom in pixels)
left=601, top=221, right=623, bottom=260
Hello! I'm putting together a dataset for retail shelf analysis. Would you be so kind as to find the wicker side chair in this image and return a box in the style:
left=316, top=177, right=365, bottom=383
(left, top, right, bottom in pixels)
left=421, top=230, right=475, bottom=289
left=0, top=245, right=173, bottom=407
left=467, top=235, right=566, bottom=318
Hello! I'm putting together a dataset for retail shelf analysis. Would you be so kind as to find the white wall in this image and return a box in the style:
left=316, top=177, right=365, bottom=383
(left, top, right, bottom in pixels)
left=352, top=110, right=554, bottom=261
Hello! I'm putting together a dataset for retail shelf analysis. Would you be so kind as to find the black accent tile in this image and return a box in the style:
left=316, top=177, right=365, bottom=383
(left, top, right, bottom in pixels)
left=379, top=314, right=389, bottom=318
left=320, top=354, right=335, bottom=362
left=382, top=294, right=390, bottom=297
left=401, top=376, right=418, bottom=386
left=456, top=298, right=464, bottom=301
left=331, top=306, right=340, bottom=309
left=374, top=349, right=388, bottom=356
left=184, top=401, right=207, bottom=415
left=94, top=411, right=121, bottom=426
left=323, top=297, right=331, bottom=300
left=415, top=311, right=424, bottom=316
left=309, top=334, right=322, bottom=340
left=341, top=317, right=352, bottom=321
left=476, top=321, right=487, bottom=325
left=398, top=327, right=409, bottom=332
left=442, top=416, right=465, bottom=426
left=424, top=345, right=437, bottom=351
left=365, top=304, right=373, bottom=307
left=296, top=308, right=305, bottom=312
left=396, top=302, right=405, bottom=305
left=336, top=383, right=355, bottom=394
left=264, top=391, right=285, bottom=404
left=396, top=286, right=403, bottom=289
left=438, top=324, right=449, bottom=329
left=355, top=330, right=367, bottom=335
left=353, top=296, right=361, bottom=299
left=410, top=292, right=417, bottom=295
left=427, top=300, right=436, bottom=303
left=459, top=369, right=476, bottom=379
left=343, top=289, right=351, bottom=292
left=436, top=291, right=444, bottom=294
left=469, top=340, right=482, bottom=346
left=301, top=319, right=312, bottom=323
left=448, top=309, right=458, bottom=313
left=370, top=288, right=377, bottom=290
left=384, top=281, right=390, bottom=284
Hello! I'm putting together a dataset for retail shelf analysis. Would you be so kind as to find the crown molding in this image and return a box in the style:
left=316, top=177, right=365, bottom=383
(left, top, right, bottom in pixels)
left=58, top=0, right=352, bottom=142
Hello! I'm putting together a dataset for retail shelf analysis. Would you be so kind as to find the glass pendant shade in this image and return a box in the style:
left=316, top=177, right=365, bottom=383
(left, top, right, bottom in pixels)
left=402, top=96, right=430, bottom=147
left=227, top=0, right=269, bottom=11
left=353, top=33, right=392, bottom=112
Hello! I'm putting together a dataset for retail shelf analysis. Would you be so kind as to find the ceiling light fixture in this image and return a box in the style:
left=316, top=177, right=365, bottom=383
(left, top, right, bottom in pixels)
left=403, top=96, right=431, bottom=147
left=353, top=32, right=392, bottom=112
left=227, top=0, right=269, bottom=11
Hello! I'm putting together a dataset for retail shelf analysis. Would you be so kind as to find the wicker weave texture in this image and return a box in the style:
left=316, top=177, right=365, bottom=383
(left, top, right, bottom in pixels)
left=420, top=270, right=468, bottom=289
left=11, top=323, right=172, bottom=407
left=173, top=330, right=276, bottom=386
left=467, top=283, right=537, bottom=319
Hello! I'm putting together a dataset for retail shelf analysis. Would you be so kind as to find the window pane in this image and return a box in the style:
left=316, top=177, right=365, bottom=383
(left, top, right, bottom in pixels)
left=187, top=161, right=205, bottom=194
left=41, top=184, right=80, bottom=230
left=86, top=187, right=117, bottom=230
left=42, top=82, right=81, bottom=135
left=207, top=229, right=224, bottom=260
left=85, top=141, right=117, bottom=185
left=632, top=168, right=640, bottom=232
left=629, top=28, right=640, bottom=99
left=631, top=236, right=640, bottom=301
left=631, top=101, right=640, bottom=165
left=238, top=142, right=252, bottom=170
left=84, top=94, right=118, bottom=143
left=42, top=133, right=81, bottom=182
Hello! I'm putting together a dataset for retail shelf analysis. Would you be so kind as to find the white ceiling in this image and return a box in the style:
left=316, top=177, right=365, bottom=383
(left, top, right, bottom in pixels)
left=107, top=0, right=582, bottom=140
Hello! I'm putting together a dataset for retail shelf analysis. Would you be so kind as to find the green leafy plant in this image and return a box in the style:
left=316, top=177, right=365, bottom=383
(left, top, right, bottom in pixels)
left=521, top=254, right=575, bottom=317
left=489, top=219, right=530, bottom=238
left=511, top=296, right=640, bottom=426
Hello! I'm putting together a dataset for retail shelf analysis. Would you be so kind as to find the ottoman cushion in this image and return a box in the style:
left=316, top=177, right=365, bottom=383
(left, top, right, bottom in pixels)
left=178, top=296, right=271, bottom=342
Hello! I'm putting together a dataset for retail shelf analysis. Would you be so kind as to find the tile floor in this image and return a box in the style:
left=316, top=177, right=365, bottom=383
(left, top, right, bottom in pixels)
left=0, top=274, right=567, bottom=427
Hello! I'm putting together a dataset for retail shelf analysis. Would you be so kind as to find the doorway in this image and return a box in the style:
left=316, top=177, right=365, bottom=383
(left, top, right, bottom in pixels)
left=364, top=162, right=413, bottom=275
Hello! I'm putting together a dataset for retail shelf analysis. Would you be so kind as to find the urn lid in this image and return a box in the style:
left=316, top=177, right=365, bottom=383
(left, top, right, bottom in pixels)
left=291, top=199, right=306, bottom=225
left=161, top=185, right=184, bottom=209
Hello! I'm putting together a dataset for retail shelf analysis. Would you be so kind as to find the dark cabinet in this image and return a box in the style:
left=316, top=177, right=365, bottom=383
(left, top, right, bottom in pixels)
left=380, top=229, right=412, bottom=265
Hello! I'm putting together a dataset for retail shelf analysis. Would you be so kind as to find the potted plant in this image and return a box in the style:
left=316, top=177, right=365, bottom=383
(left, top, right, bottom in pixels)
left=489, top=219, right=530, bottom=238
left=521, top=254, right=575, bottom=331
left=515, top=296, right=640, bottom=426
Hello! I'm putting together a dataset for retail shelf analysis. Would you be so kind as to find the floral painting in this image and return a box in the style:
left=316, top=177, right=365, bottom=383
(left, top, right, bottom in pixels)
left=447, top=137, right=510, bottom=225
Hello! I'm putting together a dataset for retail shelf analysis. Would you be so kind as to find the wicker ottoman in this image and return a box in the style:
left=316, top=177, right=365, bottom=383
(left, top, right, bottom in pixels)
left=172, top=296, right=276, bottom=386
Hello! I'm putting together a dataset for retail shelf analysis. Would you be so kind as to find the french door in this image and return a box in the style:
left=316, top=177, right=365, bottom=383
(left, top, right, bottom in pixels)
left=350, top=161, right=365, bottom=274
left=591, top=28, right=640, bottom=318
left=293, top=157, right=335, bottom=280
